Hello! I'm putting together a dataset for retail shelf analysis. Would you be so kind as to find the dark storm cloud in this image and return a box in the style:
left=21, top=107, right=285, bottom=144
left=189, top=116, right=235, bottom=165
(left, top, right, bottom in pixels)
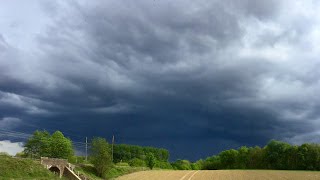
left=1, top=0, right=320, bottom=160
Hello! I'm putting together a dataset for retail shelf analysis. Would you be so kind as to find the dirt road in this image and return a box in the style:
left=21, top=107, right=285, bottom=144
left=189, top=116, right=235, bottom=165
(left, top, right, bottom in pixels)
left=116, top=170, right=320, bottom=180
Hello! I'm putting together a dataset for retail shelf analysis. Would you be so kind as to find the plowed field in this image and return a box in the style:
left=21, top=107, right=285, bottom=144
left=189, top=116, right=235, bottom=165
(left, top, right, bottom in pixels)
left=116, top=170, right=320, bottom=180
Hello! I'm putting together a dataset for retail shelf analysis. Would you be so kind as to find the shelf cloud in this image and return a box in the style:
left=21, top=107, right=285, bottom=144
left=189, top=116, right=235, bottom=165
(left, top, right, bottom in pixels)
left=1, top=0, right=320, bottom=160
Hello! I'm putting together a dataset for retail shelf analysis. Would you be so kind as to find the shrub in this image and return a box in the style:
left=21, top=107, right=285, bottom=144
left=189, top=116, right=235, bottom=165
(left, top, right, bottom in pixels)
left=171, top=159, right=192, bottom=170
left=155, top=161, right=173, bottom=169
left=146, top=153, right=156, bottom=169
left=129, top=158, right=146, bottom=167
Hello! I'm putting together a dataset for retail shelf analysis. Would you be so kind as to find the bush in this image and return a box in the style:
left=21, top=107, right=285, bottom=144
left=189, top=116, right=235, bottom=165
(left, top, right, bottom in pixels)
left=129, top=158, right=146, bottom=167
left=146, top=153, right=156, bottom=169
left=203, top=156, right=221, bottom=170
left=90, top=137, right=112, bottom=178
left=191, top=163, right=201, bottom=170
left=155, top=161, right=173, bottom=169
left=0, top=152, right=10, bottom=156
left=171, top=159, right=192, bottom=170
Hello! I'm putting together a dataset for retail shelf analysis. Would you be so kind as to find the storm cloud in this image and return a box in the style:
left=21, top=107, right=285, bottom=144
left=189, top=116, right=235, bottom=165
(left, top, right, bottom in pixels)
left=1, top=0, right=320, bottom=160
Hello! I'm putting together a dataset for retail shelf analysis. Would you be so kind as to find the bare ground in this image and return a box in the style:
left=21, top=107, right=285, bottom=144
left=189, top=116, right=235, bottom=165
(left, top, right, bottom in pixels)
left=116, top=170, right=320, bottom=180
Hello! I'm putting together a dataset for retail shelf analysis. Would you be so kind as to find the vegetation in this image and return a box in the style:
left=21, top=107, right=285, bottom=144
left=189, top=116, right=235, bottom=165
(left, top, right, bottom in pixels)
left=113, top=144, right=169, bottom=162
left=23, top=130, right=74, bottom=160
left=145, top=153, right=156, bottom=169
left=106, top=166, right=147, bottom=179
left=75, top=163, right=147, bottom=180
left=172, top=159, right=192, bottom=170
left=0, top=153, right=61, bottom=179
left=90, top=137, right=113, bottom=178
left=201, top=140, right=320, bottom=170
left=10, top=129, right=320, bottom=179
left=128, top=158, right=146, bottom=167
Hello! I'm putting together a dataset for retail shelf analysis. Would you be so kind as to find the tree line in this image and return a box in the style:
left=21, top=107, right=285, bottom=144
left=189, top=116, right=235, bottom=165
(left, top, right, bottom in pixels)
left=21, top=130, right=320, bottom=178
left=198, top=140, right=320, bottom=170
left=113, top=144, right=169, bottom=163
left=21, top=130, right=170, bottom=178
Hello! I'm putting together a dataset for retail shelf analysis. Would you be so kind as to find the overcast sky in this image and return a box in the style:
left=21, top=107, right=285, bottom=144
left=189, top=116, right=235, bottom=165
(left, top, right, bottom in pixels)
left=1, top=0, right=320, bottom=160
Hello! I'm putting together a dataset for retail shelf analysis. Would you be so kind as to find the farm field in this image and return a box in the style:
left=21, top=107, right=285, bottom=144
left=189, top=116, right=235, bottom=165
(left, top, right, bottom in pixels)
left=116, top=170, right=320, bottom=180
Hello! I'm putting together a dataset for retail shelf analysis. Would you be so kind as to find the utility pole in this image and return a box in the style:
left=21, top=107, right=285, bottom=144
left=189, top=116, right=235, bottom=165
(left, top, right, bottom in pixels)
left=112, top=135, right=114, bottom=162
left=85, top=137, right=88, bottom=162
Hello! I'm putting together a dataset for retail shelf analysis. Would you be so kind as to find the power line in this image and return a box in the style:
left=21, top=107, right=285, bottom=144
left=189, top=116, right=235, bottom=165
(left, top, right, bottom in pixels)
left=85, top=137, right=88, bottom=161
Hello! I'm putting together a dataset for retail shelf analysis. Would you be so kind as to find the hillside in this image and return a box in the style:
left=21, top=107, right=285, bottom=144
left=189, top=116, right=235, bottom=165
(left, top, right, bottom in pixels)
left=0, top=153, right=61, bottom=180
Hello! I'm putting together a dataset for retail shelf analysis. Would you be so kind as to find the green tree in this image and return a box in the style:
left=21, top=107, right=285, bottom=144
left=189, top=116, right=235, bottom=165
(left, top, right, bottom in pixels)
left=203, top=156, right=221, bottom=170
left=297, top=143, right=320, bottom=170
left=247, top=146, right=265, bottom=169
left=23, top=130, right=51, bottom=158
left=219, top=149, right=239, bottom=169
left=146, top=153, right=156, bottom=169
left=24, top=130, right=74, bottom=159
left=265, top=140, right=291, bottom=169
left=155, top=161, right=173, bottom=169
left=237, top=146, right=249, bottom=169
left=50, top=131, right=74, bottom=159
left=90, top=137, right=112, bottom=178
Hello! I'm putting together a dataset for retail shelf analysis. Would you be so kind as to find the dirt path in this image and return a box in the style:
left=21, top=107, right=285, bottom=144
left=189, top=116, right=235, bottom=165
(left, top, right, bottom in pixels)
left=116, top=170, right=320, bottom=180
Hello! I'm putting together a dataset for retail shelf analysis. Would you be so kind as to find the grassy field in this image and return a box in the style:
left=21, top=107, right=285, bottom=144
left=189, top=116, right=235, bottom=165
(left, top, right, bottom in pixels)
left=0, top=154, right=62, bottom=180
left=116, top=170, right=320, bottom=180
left=0, top=154, right=145, bottom=180
left=75, top=163, right=147, bottom=180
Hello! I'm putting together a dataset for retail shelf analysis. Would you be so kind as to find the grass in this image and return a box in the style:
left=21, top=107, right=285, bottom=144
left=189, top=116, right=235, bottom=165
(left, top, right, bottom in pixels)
left=107, top=166, right=147, bottom=179
left=75, top=163, right=148, bottom=180
left=0, top=154, right=62, bottom=180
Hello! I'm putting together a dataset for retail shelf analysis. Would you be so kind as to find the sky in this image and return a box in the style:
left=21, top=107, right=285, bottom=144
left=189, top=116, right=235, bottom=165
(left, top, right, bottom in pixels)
left=1, top=0, right=320, bottom=160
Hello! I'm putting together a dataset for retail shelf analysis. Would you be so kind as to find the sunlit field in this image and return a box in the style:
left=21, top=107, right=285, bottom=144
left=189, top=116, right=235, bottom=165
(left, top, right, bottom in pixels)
left=116, top=170, right=320, bottom=180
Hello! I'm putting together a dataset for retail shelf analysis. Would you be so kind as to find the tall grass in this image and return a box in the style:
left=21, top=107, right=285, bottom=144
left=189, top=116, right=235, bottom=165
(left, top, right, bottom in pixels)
left=0, top=154, right=61, bottom=179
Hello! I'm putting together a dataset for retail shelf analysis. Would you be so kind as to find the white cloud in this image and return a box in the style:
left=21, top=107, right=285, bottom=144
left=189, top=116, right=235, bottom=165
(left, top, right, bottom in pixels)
left=0, top=140, right=24, bottom=156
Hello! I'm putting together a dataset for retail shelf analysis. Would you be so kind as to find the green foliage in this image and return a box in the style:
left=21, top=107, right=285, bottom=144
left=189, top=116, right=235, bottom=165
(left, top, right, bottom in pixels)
left=155, top=161, right=173, bottom=169
left=171, top=159, right=192, bottom=170
left=0, top=154, right=61, bottom=179
left=146, top=153, right=156, bottom=169
left=23, top=130, right=51, bottom=158
left=23, top=130, right=74, bottom=159
left=237, top=146, right=249, bottom=169
left=116, top=162, right=130, bottom=166
left=203, top=156, right=221, bottom=170
left=247, top=146, right=265, bottom=169
left=75, top=164, right=101, bottom=180
left=50, top=131, right=74, bottom=159
left=129, top=158, right=146, bottom=167
left=106, top=166, right=146, bottom=179
left=90, top=137, right=112, bottom=178
left=0, top=152, right=10, bottom=156
left=265, top=140, right=291, bottom=169
left=15, top=151, right=27, bottom=158
left=219, top=149, right=239, bottom=169
left=69, top=156, right=86, bottom=164
left=191, top=163, right=201, bottom=170
left=201, top=140, right=320, bottom=171
left=297, top=143, right=320, bottom=170
left=194, top=159, right=205, bottom=170
left=76, top=163, right=146, bottom=180
left=113, top=144, right=169, bottom=163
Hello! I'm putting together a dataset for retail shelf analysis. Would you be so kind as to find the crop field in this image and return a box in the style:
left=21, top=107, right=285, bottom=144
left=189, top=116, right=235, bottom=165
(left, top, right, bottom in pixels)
left=116, top=170, right=320, bottom=180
